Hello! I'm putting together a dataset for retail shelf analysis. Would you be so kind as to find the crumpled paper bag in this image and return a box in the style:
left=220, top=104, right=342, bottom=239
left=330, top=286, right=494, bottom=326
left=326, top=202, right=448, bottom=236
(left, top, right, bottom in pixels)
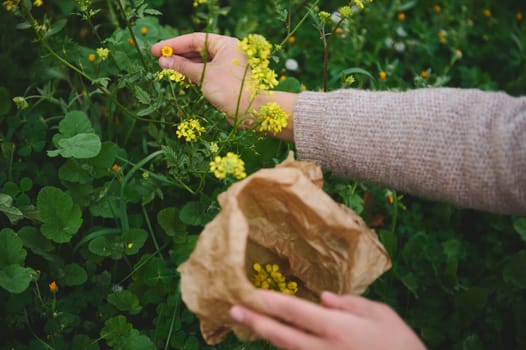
left=177, top=152, right=391, bottom=344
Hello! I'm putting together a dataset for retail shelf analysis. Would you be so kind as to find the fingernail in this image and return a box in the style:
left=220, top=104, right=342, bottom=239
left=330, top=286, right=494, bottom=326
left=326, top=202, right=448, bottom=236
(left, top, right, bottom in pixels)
left=230, top=306, right=244, bottom=322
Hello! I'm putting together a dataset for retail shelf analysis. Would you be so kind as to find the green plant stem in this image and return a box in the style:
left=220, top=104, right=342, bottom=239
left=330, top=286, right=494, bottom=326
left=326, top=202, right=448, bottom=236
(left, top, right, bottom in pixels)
left=116, top=0, right=149, bottom=70
left=322, top=18, right=345, bottom=92
left=276, top=0, right=319, bottom=50
left=142, top=204, right=163, bottom=259
left=164, top=289, right=180, bottom=350
left=199, top=32, right=209, bottom=88
left=391, top=190, right=399, bottom=233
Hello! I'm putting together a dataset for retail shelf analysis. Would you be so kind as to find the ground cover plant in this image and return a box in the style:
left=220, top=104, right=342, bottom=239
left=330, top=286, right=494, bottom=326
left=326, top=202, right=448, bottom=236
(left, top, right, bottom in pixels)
left=0, top=0, right=525, bottom=349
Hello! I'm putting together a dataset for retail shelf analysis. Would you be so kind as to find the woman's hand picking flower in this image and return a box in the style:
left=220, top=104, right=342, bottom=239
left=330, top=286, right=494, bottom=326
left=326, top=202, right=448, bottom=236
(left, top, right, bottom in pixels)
left=230, top=290, right=427, bottom=350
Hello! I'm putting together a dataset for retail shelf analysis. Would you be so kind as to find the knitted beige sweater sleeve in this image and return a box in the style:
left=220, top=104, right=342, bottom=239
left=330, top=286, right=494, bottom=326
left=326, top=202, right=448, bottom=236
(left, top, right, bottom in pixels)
left=293, top=88, right=526, bottom=215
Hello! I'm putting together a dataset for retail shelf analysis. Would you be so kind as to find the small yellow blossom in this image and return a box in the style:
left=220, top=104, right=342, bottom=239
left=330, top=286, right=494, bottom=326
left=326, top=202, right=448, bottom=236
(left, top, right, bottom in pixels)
left=142, top=172, right=150, bottom=180
left=88, top=53, right=96, bottom=62
left=421, top=70, right=429, bottom=79
left=378, top=71, right=387, bottom=80
left=255, top=102, right=289, bottom=135
left=127, top=242, right=134, bottom=249
left=344, top=75, right=356, bottom=86
left=140, top=26, right=148, bottom=35
left=161, top=45, right=173, bottom=57
left=156, top=69, right=186, bottom=83
left=111, top=164, right=120, bottom=172
left=433, top=4, right=441, bottom=13
left=128, top=38, right=135, bottom=46
left=176, top=118, right=205, bottom=142
left=353, top=0, right=365, bottom=10
left=287, top=36, right=296, bottom=44
left=49, top=281, right=58, bottom=293
left=516, top=12, right=523, bottom=21
left=252, top=263, right=298, bottom=295
left=437, top=30, right=447, bottom=43
left=13, top=96, right=29, bottom=109
left=3, top=0, right=19, bottom=12
left=96, top=47, right=109, bottom=61
left=209, top=152, right=246, bottom=180
left=193, top=0, right=207, bottom=7
left=239, top=34, right=272, bottom=69
left=397, top=12, right=406, bottom=21
left=209, top=142, right=219, bottom=154
left=483, top=9, right=491, bottom=17
left=338, top=6, right=352, bottom=18
left=33, top=0, right=43, bottom=7
left=318, top=11, right=331, bottom=23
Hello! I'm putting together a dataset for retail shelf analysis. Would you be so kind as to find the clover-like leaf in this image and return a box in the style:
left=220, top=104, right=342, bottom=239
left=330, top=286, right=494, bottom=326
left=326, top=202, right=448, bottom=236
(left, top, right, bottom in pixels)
left=48, top=133, right=102, bottom=159
left=58, top=110, right=94, bottom=137
left=37, top=186, right=83, bottom=243
left=107, top=290, right=142, bottom=314
left=60, top=263, right=88, bottom=286
left=123, top=228, right=148, bottom=255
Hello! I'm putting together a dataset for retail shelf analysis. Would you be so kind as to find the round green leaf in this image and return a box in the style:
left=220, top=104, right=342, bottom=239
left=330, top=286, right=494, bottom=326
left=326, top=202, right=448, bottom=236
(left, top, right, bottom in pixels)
left=60, top=263, right=88, bottom=286
left=0, top=264, right=35, bottom=294
left=19, top=177, right=33, bottom=192
left=123, top=228, right=148, bottom=255
left=37, top=186, right=83, bottom=243
left=56, top=133, right=102, bottom=159
left=157, top=207, right=187, bottom=239
left=88, top=236, right=113, bottom=257
left=107, top=290, right=142, bottom=314
left=0, top=228, right=26, bottom=267
left=58, top=110, right=94, bottom=137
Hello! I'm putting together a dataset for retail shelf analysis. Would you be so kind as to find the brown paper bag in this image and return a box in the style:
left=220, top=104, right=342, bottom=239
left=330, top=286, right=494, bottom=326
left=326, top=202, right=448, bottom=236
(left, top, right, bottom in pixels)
left=178, top=152, right=391, bottom=344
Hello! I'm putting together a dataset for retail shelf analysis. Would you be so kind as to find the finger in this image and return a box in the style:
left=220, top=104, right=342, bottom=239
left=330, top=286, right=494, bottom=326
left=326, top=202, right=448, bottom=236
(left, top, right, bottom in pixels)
left=321, top=291, right=384, bottom=318
left=158, top=55, right=204, bottom=85
left=151, top=32, right=224, bottom=57
left=230, top=305, right=329, bottom=350
left=256, top=290, right=343, bottom=336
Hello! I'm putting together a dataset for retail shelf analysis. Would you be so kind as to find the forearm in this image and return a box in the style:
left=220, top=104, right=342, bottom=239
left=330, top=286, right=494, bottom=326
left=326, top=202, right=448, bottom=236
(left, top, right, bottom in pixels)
left=293, top=88, right=526, bottom=215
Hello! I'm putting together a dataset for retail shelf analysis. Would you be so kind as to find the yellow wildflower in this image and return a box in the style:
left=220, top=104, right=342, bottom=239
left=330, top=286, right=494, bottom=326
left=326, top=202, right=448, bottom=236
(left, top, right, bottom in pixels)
left=483, top=9, right=491, bottom=17
left=140, top=26, right=148, bottom=35
left=193, top=0, right=207, bottom=7
left=209, top=142, right=219, bottom=154
left=254, top=102, right=288, bottom=135
left=433, top=4, right=441, bottom=13
left=13, top=96, right=28, bottom=109
left=128, top=38, right=135, bottom=46
left=397, top=12, right=406, bottom=21
left=344, top=75, right=356, bottom=86
left=421, top=70, right=429, bottom=79
left=111, top=164, right=120, bottom=172
left=96, top=47, right=109, bottom=61
left=161, top=45, right=173, bottom=57
left=338, top=6, right=352, bottom=18
left=49, top=281, right=58, bottom=293
left=318, top=11, right=331, bottom=23
left=252, top=263, right=298, bottom=295
left=176, top=118, right=205, bottom=142
left=33, top=0, right=43, bottom=6
left=353, top=0, right=365, bottom=9
left=516, top=12, right=523, bottom=21
left=239, top=34, right=272, bottom=69
left=209, top=152, right=246, bottom=180
left=378, top=71, right=387, bottom=80
left=88, top=53, right=96, bottom=62
left=156, top=69, right=186, bottom=83
left=287, top=36, right=296, bottom=44
left=3, top=0, right=19, bottom=11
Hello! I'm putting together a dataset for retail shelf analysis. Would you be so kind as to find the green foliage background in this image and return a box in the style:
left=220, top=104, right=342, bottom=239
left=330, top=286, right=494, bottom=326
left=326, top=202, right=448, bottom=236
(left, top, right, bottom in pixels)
left=0, top=0, right=525, bottom=349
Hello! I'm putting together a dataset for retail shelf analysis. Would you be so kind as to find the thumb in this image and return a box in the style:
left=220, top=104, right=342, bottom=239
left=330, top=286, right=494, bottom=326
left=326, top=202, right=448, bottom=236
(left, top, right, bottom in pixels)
left=158, top=55, right=204, bottom=85
left=320, top=292, right=379, bottom=318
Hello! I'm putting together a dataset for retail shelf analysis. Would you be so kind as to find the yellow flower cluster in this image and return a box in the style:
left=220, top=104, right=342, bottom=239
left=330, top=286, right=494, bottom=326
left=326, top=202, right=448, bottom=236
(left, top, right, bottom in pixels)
left=34, top=0, right=43, bottom=6
left=255, top=102, right=288, bottom=135
left=193, top=0, right=207, bottom=7
left=252, top=263, right=298, bottom=295
left=209, top=152, right=246, bottom=180
left=176, top=118, right=205, bottom=142
left=96, top=47, right=109, bottom=61
left=2, top=0, right=19, bottom=11
left=338, top=6, right=352, bottom=18
left=239, top=34, right=279, bottom=95
left=156, top=69, right=185, bottom=83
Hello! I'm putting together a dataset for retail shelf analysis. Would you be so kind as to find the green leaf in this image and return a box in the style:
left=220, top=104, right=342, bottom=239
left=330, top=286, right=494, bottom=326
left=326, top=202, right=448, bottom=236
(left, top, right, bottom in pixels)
left=58, top=110, right=94, bottom=137
left=60, top=263, right=88, bottom=286
left=72, top=334, right=100, bottom=350
left=183, top=335, right=199, bottom=350
left=18, top=226, right=54, bottom=256
left=179, top=200, right=212, bottom=226
left=123, top=228, right=148, bottom=255
left=121, top=331, right=156, bottom=350
left=133, top=86, right=151, bottom=105
left=0, top=265, right=35, bottom=294
left=157, top=207, right=187, bottom=240
left=37, top=186, right=83, bottom=243
left=0, top=86, right=11, bottom=116
left=0, top=193, right=24, bottom=224
left=378, top=229, right=397, bottom=257
left=503, top=250, right=526, bottom=289
left=100, top=315, right=133, bottom=347
left=88, top=236, right=113, bottom=257
left=59, top=159, right=93, bottom=184
left=275, top=77, right=302, bottom=93
left=0, top=228, right=27, bottom=267
left=107, top=290, right=142, bottom=314
left=50, top=133, right=102, bottom=159
left=19, top=177, right=33, bottom=192
left=512, top=217, right=526, bottom=242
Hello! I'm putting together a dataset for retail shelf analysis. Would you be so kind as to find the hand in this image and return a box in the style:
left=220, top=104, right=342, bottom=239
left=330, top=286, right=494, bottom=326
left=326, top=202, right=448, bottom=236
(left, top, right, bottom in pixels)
left=229, top=290, right=427, bottom=350
left=151, top=33, right=297, bottom=142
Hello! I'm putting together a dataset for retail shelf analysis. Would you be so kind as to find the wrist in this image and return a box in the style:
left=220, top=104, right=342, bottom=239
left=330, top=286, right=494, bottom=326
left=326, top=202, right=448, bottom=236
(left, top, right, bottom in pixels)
left=251, top=91, right=298, bottom=143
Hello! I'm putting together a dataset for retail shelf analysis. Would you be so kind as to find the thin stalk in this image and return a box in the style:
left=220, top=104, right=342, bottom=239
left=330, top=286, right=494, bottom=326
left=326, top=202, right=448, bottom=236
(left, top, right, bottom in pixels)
left=391, top=190, right=399, bottom=233
left=142, top=204, right=163, bottom=259
left=322, top=18, right=345, bottom=92
left=116, top=0, right=149, bottom=70
left=275, top=0, right=320, bottom=50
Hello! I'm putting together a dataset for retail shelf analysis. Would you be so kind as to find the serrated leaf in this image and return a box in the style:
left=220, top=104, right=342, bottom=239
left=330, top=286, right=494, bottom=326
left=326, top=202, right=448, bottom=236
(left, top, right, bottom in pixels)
left=53, top=133, right=102, bottom=159
left=37, top=186, right=83, bottom=243
left=0, top=264, right=35, bottom=294
left=58, top=111, right=94, bottom=137
left=133, top=86, right=151, bottom=105
left=107, top=290, right=142, bottom=314
left=0, top=228, right=27, bottom=267
left=100, top=315, right=133, bottom=347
